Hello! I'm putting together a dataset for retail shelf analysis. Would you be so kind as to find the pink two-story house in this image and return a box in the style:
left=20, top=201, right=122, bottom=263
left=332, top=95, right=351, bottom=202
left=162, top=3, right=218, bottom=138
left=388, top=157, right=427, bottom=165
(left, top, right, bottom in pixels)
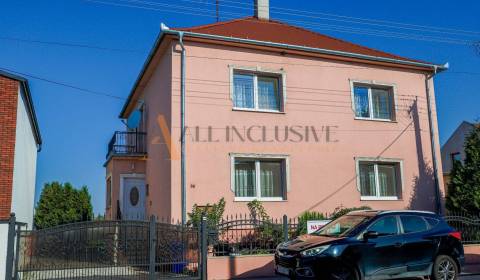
left=105, top=0, right=445, bottom=221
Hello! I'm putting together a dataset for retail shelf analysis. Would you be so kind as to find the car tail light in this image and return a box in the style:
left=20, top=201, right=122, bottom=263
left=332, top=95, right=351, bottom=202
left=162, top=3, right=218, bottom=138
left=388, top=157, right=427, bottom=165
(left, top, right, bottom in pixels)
left=449, top=231, right=462, bottom=241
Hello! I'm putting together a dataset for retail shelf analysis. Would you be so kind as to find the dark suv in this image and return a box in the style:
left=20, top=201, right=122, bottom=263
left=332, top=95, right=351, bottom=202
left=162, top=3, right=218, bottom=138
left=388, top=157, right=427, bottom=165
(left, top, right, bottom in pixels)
left=275, top=210, right=464, bottom=280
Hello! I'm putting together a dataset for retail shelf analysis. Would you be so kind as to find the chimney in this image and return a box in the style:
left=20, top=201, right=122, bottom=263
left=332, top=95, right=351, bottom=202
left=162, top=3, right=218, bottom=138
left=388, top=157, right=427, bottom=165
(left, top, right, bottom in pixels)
left=254, top=0, right=269, bottom=20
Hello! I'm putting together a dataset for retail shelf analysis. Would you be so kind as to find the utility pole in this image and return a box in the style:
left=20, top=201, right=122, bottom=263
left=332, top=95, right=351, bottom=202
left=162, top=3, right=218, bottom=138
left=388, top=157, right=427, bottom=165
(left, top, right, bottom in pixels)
left=216, top=0, right=219, bottom=22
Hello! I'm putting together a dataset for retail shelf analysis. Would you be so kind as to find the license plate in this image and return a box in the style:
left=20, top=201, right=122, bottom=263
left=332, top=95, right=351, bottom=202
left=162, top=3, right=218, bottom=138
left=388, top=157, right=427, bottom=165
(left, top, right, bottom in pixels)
left=276, top=265, right=290, bottom=276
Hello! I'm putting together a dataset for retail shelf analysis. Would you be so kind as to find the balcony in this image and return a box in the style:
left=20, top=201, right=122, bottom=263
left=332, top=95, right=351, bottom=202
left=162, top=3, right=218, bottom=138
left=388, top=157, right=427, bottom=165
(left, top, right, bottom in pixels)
left=106, top=131, right=147, bottom=159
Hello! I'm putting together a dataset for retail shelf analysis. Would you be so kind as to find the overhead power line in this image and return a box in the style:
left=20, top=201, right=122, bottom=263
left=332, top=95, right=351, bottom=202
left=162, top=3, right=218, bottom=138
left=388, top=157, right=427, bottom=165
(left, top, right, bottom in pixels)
left=0, top=36, right=144, bottom=53
left=0, top=67, right=125, bottom=100
left=179, top=0, right=480, bottom=37
left=85, top=0, right=477, bottom=46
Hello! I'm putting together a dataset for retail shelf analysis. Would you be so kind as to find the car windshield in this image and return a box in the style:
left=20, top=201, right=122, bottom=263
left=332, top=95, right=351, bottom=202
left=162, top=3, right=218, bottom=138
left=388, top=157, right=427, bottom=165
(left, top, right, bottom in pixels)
left=313, top=215, right=370, bottom=237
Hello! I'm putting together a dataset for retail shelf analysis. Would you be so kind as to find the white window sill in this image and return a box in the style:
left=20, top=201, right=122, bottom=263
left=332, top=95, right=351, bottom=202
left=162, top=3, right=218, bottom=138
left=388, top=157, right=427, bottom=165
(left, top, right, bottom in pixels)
left=354, top=117, right=396, bottom=123
left=360, top=196, right=399, bottom=201
left=234, top=197, right=286, bottom=202
left=232, top=107, right=285, bottom=114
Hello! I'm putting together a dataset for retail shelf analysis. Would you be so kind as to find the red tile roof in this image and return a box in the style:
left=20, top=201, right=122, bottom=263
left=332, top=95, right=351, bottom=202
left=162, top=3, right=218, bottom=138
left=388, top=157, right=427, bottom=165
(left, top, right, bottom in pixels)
left=174, top=17, right=424, bottom=64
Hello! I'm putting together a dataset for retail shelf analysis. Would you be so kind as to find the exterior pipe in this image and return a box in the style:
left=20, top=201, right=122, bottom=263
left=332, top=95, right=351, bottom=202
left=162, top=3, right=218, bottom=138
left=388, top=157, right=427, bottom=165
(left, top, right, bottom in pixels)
left=179, top=32, right=187, bottom=226
left=425, top=65, right=447, bottom=215
left=163, top=24, right=187, bottom=225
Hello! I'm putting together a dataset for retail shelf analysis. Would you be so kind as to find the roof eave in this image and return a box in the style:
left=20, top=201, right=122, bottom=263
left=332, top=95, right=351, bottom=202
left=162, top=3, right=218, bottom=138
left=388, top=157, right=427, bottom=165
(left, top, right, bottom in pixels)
left=0, top=70, right=42, bottom=150
left=119, top=31, right=167, bottom=119
left=21, top=80, right=42, bottom=150
left=167, top=29, right=448, bottom=71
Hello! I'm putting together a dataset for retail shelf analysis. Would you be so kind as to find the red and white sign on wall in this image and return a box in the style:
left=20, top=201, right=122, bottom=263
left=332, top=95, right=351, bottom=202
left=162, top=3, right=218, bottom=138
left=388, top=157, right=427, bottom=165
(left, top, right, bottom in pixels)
left=307, top=220, right=331, bottom=234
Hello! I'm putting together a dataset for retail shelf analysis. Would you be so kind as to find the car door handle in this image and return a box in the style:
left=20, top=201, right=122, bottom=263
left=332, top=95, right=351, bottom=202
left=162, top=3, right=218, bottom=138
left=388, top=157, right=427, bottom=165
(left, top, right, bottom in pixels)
left=394, top=242, right=404, bottom=248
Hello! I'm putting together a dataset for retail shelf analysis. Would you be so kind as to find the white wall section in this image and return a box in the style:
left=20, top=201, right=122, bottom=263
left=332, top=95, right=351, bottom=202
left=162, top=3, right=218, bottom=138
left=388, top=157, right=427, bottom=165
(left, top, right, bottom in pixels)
left=11, top=86, right=38, bottom=228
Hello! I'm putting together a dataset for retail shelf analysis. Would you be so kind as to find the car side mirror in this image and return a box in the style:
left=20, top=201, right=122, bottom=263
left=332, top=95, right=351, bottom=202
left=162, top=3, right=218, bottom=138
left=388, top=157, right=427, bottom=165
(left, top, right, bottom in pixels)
left=363, top=231, right=380, bottom=240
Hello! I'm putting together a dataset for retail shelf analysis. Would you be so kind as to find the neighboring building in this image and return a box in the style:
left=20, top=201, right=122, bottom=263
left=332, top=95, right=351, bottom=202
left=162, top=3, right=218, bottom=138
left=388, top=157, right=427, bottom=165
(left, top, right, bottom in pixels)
left=105, top=0, right=445, bottom=221
left=441, top=121, right=476, bottom=186
left=0, top=70, right=42, bottom=279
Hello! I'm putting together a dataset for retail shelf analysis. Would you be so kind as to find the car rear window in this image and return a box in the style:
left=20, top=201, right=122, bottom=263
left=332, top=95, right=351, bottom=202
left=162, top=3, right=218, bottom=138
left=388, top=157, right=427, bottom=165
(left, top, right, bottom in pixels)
left=400, top=215, right=428, bottom=233
left=425, top=217, right=440, bottom=228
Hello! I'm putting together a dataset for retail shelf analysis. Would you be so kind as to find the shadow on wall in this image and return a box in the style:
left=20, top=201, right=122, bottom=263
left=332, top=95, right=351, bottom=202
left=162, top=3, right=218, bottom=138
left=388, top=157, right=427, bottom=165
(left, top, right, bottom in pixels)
left=407, top=98, right=443, bottom=211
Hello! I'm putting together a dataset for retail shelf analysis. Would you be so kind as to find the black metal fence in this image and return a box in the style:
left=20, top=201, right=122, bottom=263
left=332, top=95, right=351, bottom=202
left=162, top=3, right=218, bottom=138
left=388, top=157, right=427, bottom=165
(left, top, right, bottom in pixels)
left=5, top=211, right=480, bottom=279
left=107, top=131, right=147, bottom=159
left=5, top=215, right=207, bottom=280
left=444, top=211, right=480, bottom=244
left=208, top=215, right=300, bottom=256
left=205, top=211, right=480, bottom=257
left=2, top=215, right=27, bottom=280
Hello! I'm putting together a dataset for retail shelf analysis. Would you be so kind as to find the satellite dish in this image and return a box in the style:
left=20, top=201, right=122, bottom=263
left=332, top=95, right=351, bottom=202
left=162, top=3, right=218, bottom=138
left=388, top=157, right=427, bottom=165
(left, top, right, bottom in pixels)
left=126, top=110, right=142, bottom=129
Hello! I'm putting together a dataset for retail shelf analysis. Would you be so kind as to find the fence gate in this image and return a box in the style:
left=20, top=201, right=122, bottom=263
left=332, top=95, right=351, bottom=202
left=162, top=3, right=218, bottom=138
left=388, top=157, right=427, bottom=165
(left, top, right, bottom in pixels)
left=7, top=216, right=207, bottom=280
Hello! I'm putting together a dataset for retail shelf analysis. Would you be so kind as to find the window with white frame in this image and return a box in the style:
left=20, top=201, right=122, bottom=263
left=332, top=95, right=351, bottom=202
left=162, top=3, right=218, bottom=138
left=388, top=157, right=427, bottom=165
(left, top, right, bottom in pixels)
left=233, top=157, right=286, bottom=200
left=357, top=160, right=401, bottom=200
left=233, top=71, right=282, bottom=111
left=353, top=84, right=395, bottom=121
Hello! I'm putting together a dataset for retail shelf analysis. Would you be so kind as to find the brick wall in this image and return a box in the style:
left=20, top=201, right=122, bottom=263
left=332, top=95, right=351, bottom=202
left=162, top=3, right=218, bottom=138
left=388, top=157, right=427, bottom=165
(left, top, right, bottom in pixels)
left=0, top=76, right=19, bottom=220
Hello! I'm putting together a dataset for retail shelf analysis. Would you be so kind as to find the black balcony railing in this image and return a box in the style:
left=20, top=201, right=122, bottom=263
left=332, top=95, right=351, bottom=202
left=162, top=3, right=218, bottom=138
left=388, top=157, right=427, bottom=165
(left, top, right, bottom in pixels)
left=107, top=131, right=147, bottom=158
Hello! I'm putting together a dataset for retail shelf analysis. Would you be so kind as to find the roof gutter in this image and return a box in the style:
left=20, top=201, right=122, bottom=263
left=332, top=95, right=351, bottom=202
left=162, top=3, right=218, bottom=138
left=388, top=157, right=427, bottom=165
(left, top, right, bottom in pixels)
left=162, top=29, right=449, bottom=72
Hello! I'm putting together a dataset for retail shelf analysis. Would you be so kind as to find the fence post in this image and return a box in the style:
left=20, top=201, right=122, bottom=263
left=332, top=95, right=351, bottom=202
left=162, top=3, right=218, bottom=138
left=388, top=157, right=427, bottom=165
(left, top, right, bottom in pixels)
left=13, top=224, right=21, bottom=280
left=5, top=213, right=16, bottom=280
left=200, top=216, right=207, bottom=280
left=149, top=215, right=156, bottom=280
left=283, top=215, right=288, bottom=242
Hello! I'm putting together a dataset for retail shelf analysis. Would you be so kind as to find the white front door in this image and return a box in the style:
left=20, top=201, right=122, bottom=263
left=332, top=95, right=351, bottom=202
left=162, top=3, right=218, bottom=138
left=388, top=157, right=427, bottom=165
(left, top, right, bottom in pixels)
left=122, top=177, right=146, bottom=220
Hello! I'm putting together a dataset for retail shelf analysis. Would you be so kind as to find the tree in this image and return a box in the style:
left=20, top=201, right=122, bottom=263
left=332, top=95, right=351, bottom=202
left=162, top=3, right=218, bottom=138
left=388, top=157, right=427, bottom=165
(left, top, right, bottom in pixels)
left=34, top=182, right=94, bottom=229
left=446, top=124, right=480, bottom=215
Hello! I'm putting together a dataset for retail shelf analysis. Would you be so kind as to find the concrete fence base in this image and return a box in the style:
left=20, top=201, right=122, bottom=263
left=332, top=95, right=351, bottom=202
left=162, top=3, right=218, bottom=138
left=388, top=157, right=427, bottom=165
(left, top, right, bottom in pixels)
left=207, top=255, right=275, bottom=280
left=464, top=245, right=480, bottom=274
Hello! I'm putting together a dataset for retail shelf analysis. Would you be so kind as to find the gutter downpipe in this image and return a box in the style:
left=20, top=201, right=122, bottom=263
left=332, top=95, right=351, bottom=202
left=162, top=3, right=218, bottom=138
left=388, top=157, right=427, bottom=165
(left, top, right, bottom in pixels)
left=163, top=24, right=187, bottom=225
left=425, top=64, right=448, bottom=215
left=179, top=31, right=187, bottom=226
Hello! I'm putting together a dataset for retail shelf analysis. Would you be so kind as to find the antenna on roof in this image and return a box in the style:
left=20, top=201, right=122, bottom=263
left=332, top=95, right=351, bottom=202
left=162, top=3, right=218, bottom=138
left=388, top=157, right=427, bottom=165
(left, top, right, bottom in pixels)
left=216, top=0, right=220, bottom=22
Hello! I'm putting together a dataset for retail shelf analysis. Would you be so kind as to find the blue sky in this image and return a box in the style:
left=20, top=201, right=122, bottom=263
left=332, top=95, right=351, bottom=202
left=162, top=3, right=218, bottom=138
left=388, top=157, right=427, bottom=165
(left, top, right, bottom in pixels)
left=1, top=0, right=478, bottom=215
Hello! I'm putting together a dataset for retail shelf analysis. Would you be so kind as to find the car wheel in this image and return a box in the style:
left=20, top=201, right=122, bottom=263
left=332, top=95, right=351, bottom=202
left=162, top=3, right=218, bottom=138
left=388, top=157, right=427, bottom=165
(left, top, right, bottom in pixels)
left=329, top=264, right=359, bottom=280
left=432, top=255, right=458, bottom=280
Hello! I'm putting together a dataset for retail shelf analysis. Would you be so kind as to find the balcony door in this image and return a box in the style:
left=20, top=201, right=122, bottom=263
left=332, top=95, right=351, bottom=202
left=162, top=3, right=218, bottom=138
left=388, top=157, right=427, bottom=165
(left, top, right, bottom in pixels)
left=121, top=177, right=146, bottom=220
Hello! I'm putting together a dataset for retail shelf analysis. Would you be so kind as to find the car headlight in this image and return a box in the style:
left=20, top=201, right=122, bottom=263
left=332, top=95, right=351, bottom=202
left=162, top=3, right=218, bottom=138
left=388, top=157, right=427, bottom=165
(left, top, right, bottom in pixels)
left=300, top=245, right=330, bottom=257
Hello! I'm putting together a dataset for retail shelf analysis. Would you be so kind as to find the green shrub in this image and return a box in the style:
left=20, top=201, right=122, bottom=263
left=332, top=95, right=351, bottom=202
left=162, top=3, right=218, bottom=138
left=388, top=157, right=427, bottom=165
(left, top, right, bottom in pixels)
left=247, top=200, right=269, bottom=221
left=187, top=198, right=225, bottom=228
left=296, top=211, right=326, bottom=236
